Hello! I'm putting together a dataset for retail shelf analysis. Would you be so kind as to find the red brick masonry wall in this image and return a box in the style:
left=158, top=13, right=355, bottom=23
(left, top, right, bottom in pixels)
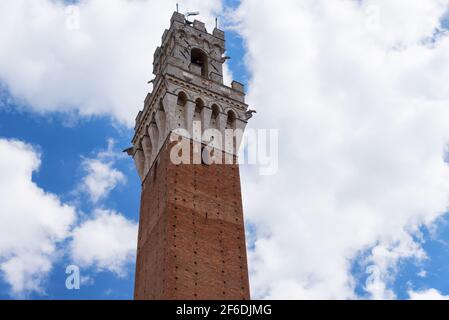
left=134, top=140, right=250, bottom=300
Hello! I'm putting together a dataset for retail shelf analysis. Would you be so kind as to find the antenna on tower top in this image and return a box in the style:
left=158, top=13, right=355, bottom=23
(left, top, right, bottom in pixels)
left=215, top=17, right=218, bottom=29
left=176, top=3, right=179, bottom=12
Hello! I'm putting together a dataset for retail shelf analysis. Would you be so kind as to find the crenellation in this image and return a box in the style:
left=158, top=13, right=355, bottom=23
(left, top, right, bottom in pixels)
left=213, top=28, right=225, bottom=40
left=193, top=20, right=207, bottom=32
left=170, top=11, right=185, bottom=25
left=231, top=80, right=245, bottom=93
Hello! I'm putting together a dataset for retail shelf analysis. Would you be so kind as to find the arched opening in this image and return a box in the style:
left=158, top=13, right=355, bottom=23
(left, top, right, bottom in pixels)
left=191, top=48, right=209, bottom=78
left=226, top=110, right=237, bottom=129
left=211, top=104, right=220, bottom=119
left=210, top=104, right=220, bottom=129
left=194, top=99, right=204, bottom=118
left=177, top=91, right=187, bottom=106
left=209, top=104, right=220, bottom=136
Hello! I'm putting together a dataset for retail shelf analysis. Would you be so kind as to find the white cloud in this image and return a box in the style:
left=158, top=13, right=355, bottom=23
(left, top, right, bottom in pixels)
left=0, top=0, right=223, bottom=126
left=70, top=209, right=138, bottom=276
left=0, top=139, right=76, bottom=296
left=81, top=159, right=125, bottom=203
left=417, top=270, right=427, bottom=278
left=409, top=288, right=449, bottom=300
left=0, top=138, right=137, bottom=297
left=234, top=0, right=449, bottom=299
left=80, top=140, right=126, bottom=203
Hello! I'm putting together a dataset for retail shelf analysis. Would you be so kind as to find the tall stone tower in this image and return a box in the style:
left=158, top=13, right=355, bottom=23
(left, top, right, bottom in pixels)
left=128, top=12, right=252, bottom=300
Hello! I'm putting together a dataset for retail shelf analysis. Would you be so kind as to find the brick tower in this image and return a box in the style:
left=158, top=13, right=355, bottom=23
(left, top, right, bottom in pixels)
left=127, top=12, right=253, bottom=300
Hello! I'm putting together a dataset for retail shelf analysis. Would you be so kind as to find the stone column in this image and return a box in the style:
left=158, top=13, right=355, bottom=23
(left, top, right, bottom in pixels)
left=148, top=123, right=160, bottom=157
left=162, top=93, right=178, bottom=134
left=216, top=112, right=228, bottom=150
left=201, top=107, right=212, bottom=132
left=133, top=146, right=145, bottom=181
left=141, top=135, right=153, bottom=177
left=155, top=109, right=166, bottom=144
left=185, top=100, right=195, bottom=135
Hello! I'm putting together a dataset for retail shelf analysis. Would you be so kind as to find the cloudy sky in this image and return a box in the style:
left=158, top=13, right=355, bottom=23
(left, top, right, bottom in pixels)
left=1, top=0, right=449, bottom=300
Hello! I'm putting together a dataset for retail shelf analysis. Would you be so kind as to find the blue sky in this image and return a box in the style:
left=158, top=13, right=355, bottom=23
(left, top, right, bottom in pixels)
left=2, top=0, right=449, bottom=300
left=0, top=78, right=139, bottom=300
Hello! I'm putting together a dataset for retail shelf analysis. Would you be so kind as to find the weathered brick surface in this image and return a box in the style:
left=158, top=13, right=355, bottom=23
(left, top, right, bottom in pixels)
left=134, top=140, right=250, bottom=300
